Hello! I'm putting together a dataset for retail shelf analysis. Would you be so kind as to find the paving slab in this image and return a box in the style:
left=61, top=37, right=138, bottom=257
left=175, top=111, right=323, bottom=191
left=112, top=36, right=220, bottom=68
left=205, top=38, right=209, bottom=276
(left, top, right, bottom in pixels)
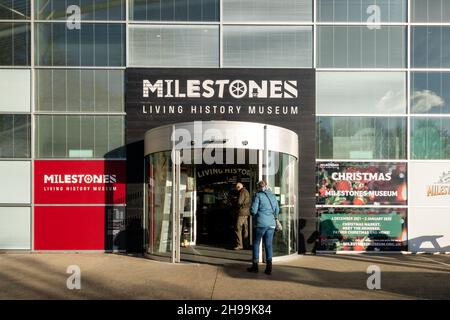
left=0, top=253, right=448, bottom=300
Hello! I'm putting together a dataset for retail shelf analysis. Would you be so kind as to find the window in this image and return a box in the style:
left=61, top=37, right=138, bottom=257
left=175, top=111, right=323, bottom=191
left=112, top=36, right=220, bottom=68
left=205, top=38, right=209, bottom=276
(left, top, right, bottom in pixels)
left=130, top=0, right=219, bottom=21
left=412, top=0, right=450, bottom=23
left=0, top=114, right=31, bottom=158
left=317, top=26, right=406, bottom=68
left=223, top=0, right=311, bottom=22
left=411, top=72, right=450, bottom=114
left=317, top=72, right=406, bottom=114
left=0, top=0, right=30, bottom=19
left=412, top=27, right=450, bottom=68
left=223, top=26, right=312, bottom=68
left=35, top=23, right=125, bottom=66
left=0, top=23, right=30, bottom=66
left=317, top=116, right=407, bottom=160
left=0, top=69, right=30, bottom=112
left=317, top=0, right=406, bottom=22
left=35, top=0, right=125, bottom=20
left=129, top=25, right=219, bottom=67
left=411, top=118, right=450, bottom=160
left=35, top=115, right=125, bottom=158
left=36, top=69, right=124, bottom=112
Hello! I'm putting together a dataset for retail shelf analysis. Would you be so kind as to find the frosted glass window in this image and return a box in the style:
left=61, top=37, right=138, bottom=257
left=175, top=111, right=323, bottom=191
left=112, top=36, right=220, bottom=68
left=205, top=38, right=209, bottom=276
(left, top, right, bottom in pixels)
left=223, top=0, right=312, bottom=22
left=36, top=69, right=124, bottom=112
left=0, top=114, right=31, bottom=158
left=317, top=72, right=406, bottom=114
left=318, top=26, right=406, bottom=68
left=223, top=26, right=312, bottom=68
left=0, top=69, right=30, bottom=112
left=0, top=0, right=30, bottom=19
left=36, top=115, right=125, bottom=158
left=412, top=0, right=450, bottom=23
left=317, top=0, right=406, bottom=22
left=412, top=27, right=450, bottom=68
left=317, top=116, right=407, bottom=159
left=0, top=22, right=30, bottom=66
left=35, top=0, right=125, bottom=20
left=411, top=72, right=450, bottom=114
left=0, top=207, right=30, bottom=249
left=129, top=25, right=219, bottom=67
left=0, top=161, right=30, bottom=203
left=35, top=23, right=125, bottom=66
left=130, top=0, right=219, bottom=21
left=411, top=118, right=450, bottom=159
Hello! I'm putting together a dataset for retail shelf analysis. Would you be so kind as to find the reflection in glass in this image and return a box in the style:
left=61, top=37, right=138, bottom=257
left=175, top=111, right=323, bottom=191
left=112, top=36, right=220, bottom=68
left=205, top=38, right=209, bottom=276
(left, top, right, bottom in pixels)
left=223, top=0, right=311, bottom=22
left=35, top=115, right=125, bottom=158
left=317, top=117, right=407, bottom=160
left=411, top=118, right=450, bottom=160
left=35, top=23, right=125, bottom=66
left=317, top=26, right=406, bottom=68
left=412, top=0, right=450, bottom=23
left=130, top=0, right=219, bottom=21
left=0, top=23, right=30, bottom=66
left=35, top=0, right=125, bottom=20
left=317, top=72, right=406, bottom=114
left=223, top=26, right=312, bottom=68
left=129, top=25, right=219, bottom=67
left=317, top=0, right=406, bottom=22
left=0, top=114, right=30, bottom=158
left=411, top=72, right=450, bottom=114
left=145, top=151, right=173, bottom=257
left=35, top=69, right=124, bottom=112
left=0, top=0, right=29, bottom=19
left=412, top=27, right=450, bottom=68
left=266, top=151, right=298, bottom=257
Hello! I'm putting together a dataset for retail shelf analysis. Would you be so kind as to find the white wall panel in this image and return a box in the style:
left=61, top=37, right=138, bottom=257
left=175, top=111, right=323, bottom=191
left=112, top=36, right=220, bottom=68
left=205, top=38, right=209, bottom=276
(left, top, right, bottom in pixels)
left=0, top=69, right=31, bottom=112
left=409, top=207, right=450, bottom=252
left=409, top=162, right=450, bottom=206
left=0, top=161, right=30, bottom=204
left=0, top=207, right=30, bottom=249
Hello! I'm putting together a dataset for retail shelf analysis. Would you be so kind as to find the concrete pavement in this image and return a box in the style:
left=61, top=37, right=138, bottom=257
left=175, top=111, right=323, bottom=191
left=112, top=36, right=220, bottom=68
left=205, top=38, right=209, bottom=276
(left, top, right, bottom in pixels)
left=0, top=253, right=448, bottom=300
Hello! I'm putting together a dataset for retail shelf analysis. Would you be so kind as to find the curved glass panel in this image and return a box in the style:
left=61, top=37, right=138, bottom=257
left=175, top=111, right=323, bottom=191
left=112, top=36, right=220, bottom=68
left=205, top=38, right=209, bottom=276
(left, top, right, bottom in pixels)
left=267, top=151, right=298, bottom=257
left=145, top=151, right=173, bottom=257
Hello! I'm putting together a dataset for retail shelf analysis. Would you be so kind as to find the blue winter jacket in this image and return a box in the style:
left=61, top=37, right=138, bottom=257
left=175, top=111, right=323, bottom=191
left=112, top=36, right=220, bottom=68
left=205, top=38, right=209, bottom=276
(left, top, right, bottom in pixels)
left=250, top=190, right=280, bottom=228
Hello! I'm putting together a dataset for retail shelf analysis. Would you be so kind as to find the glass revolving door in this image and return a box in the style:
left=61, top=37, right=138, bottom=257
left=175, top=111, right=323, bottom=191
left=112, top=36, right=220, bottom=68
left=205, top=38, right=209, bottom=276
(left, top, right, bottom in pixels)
left=144, top=121, right=299, bottom=263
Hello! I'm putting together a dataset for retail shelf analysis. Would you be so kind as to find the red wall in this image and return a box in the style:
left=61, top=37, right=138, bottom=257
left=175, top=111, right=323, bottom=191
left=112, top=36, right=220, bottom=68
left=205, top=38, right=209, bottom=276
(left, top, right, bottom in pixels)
left=33, top=160, right=126, bottom=250
left=34, top=206, right=105, bottom=250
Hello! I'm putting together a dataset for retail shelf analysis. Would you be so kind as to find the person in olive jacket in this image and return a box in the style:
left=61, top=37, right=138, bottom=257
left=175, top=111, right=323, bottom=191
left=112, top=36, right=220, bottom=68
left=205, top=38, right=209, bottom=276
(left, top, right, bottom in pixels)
left=234, top=182, right=251, bottom=250
left=247, top=180, right=279, bottom=275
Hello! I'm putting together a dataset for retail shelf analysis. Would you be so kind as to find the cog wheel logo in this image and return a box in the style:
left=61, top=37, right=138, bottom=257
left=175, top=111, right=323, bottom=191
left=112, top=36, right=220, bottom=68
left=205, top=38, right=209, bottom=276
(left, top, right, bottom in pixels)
left=229, top=80, right=247, bottom=98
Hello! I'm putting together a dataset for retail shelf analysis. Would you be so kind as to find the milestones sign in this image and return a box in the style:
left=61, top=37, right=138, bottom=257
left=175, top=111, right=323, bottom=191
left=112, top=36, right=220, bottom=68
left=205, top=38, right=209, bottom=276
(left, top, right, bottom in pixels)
left=125, top=68, right=316, bottom=252
left=125, top=68, right=315, bottom=144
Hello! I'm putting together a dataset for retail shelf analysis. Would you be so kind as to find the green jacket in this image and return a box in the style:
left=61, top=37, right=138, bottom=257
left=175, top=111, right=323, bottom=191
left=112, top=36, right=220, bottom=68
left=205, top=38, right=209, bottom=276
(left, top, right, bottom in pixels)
left=237, top=188, right=251, bottom=216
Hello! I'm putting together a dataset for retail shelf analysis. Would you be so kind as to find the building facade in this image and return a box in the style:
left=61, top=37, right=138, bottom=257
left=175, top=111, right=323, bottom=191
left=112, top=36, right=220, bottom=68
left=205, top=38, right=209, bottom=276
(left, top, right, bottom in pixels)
left=0, top=0, right=449, bottom=259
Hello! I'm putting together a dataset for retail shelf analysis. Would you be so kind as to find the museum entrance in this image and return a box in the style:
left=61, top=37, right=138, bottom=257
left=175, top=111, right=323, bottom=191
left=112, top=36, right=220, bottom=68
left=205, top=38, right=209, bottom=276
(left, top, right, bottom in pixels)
left=144, top=121, right=299, bottom=263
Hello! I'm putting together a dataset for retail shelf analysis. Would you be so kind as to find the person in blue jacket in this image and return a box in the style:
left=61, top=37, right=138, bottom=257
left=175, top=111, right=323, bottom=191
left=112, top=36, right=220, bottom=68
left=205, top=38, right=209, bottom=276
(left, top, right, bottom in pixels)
left=247, top=180, right=279, bottom=275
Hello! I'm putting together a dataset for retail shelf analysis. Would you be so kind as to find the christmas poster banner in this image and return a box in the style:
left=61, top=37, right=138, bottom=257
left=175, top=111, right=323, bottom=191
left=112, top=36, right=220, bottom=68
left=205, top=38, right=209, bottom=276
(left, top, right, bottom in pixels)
left=318, top=207, right=407, bottom=251
left=316, top=162, right=407, bottom=206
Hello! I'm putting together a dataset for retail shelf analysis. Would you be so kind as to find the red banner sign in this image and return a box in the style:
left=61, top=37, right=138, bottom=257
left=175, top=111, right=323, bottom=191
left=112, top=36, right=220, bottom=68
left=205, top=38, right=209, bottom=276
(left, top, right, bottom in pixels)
left=34, top=160, right=126, bottom=204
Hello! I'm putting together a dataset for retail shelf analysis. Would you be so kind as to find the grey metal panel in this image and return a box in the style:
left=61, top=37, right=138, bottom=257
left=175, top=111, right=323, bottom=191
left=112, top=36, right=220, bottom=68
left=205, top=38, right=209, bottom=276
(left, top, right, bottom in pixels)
left=144, top=121, right=298, bottom=158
